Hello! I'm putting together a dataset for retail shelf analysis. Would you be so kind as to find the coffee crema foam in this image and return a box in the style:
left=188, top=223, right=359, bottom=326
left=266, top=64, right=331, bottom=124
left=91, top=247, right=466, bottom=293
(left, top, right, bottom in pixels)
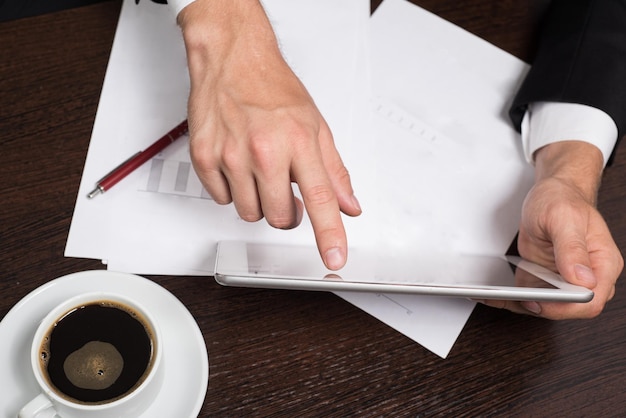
left=63, top=340, right=124, bottom=390
left=39, top=300, right=155, bottom=405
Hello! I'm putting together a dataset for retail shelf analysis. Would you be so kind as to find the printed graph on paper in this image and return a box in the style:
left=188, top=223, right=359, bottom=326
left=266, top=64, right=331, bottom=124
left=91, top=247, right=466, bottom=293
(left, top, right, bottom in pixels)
left=138, top=134, right=212, bottom=200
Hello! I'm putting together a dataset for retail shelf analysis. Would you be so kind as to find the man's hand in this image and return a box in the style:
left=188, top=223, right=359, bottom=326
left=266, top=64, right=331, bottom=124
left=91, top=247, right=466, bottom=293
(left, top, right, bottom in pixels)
left=178, top=0, right=361, bottom=270
left=481, top=141, right=623, bottom=319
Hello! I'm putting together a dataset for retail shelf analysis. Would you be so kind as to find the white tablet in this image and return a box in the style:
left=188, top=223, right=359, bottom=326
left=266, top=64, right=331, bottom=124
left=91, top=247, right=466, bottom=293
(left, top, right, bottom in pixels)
left=214, top=241, right=594, bottom=302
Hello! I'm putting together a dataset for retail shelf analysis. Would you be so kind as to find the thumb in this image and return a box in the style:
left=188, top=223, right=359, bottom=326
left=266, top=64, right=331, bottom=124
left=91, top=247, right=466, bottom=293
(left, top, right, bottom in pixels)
left=552, top=226, right=597, bottom=289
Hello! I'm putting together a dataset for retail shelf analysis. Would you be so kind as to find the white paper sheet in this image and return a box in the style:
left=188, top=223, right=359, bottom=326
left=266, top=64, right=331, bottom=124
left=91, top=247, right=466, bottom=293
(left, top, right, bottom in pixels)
left=332, top=0, right=534, bottom=358
left=66, top=0, right=534, bottom=358
left=66, top=0, right=370, bottom=273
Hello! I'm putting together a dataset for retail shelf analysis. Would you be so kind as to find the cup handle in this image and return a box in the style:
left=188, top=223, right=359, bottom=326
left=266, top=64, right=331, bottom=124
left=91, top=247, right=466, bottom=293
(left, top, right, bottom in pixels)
left=18, top=393, right=58, bottom=418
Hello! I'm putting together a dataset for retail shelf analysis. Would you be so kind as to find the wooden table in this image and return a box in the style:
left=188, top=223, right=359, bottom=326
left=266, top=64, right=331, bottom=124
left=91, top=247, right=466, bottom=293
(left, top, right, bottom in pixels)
left=2, top=1, right=625, bottom=416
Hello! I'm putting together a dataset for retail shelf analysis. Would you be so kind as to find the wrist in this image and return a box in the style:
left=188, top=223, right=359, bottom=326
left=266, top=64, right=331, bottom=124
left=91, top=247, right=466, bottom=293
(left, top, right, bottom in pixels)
left=534, top=140, right=604, bottom=204
left=177, top=0, right=278, bottom=69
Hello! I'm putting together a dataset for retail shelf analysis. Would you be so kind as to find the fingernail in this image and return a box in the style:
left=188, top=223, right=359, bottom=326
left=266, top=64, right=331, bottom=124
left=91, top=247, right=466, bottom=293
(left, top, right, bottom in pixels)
left=351, top=194, right=362, bottom=212
left=522, top=301, right=542, bottom=315
left=574, top=264, right=597, bottom=287
left=325, top=247, right=345, bottom=270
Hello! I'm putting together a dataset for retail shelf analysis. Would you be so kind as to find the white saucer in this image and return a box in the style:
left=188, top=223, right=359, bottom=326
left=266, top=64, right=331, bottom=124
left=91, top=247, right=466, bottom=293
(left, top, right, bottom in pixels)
left=0, top=271, right=208, bottom=417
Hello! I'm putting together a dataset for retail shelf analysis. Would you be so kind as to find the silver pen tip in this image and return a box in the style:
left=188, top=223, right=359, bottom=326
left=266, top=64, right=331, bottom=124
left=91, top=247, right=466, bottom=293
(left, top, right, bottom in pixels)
left=87, top=187, right=103, bottom=199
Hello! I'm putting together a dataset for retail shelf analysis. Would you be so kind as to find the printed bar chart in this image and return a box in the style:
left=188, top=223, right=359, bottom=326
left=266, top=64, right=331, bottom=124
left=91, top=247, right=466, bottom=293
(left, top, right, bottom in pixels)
left=143, top=157, right=212, bottom=200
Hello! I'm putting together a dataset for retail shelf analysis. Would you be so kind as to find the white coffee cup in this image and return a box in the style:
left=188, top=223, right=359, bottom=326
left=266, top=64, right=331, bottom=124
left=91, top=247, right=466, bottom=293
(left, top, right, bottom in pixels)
left=19, top=292, right=164, bottom=418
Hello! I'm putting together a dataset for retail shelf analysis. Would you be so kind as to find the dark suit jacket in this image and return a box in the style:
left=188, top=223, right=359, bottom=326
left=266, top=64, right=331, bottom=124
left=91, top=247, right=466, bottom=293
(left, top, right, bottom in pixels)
left=509, top=0, right=626, bottom=156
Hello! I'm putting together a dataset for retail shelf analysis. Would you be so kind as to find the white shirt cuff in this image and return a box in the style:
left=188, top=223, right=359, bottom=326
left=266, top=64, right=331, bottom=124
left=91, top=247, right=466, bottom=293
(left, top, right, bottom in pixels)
left=520, top=101, right=618, bottom=167
left=168, top=0, right=197, bottom=16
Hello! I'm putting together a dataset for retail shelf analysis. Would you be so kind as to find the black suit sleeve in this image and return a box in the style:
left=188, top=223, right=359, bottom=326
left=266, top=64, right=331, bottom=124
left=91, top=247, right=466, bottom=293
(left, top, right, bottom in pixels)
left=509, top=0, right=626, bottom=148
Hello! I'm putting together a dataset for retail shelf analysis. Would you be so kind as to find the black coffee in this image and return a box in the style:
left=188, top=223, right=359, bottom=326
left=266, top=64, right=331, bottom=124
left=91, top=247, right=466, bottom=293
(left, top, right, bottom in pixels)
left=39, top=301, right=155, bottom=404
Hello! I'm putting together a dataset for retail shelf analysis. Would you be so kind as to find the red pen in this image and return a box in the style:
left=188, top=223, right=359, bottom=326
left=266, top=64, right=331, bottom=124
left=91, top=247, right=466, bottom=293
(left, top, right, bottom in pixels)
left=87, top=119, right=189, bottom=198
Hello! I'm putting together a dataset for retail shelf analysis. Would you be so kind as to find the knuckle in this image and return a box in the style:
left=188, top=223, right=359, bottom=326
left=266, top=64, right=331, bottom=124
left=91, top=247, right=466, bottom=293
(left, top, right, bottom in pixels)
left=288, top=123, right=315, bottom=142
left=561, top=240, right=588, bottom=256
left=205, top=183, right=232, bottom=205
left=305, top=184, right=336, bottom=207
left=331, top=163, right=351, bottom=184
left=239, top=211, right=263, bottom=223
left=220, top=141, right=244, bottom=172
left=267, top=216, right=295, bottom=229
left=248, top=133, right=277, bottom=169
left=213, top=196, right=232, bottom=205
left=266, top=212, right=296, bottom=230
left=190, top=133, right=221, bottom=172
left=189, top=142, right=215, bottom=170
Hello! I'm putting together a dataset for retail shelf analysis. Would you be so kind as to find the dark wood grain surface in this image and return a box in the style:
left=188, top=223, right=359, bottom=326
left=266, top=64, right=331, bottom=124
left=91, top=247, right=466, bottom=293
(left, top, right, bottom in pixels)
left=1, top=1, right=625, bottom=416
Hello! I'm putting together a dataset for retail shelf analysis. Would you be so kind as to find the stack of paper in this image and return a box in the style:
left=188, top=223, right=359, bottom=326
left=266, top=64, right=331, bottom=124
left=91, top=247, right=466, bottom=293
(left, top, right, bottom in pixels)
left=66, top=0, right=533, bottom=358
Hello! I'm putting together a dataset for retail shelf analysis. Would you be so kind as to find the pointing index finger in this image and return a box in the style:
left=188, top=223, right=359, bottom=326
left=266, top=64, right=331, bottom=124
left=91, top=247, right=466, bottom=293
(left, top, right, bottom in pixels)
left=291, top=149, right=347, bottom=271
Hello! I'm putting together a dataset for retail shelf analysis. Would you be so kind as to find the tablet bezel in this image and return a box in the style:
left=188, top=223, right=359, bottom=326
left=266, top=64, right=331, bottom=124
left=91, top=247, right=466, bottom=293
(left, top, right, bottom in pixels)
left=213, top=241, right=594, bottom=302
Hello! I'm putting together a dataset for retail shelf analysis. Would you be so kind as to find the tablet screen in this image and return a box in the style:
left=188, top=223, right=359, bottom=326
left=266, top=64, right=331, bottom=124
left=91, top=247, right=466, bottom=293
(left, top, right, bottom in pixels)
left=214, top=241, right=592, bottom=302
